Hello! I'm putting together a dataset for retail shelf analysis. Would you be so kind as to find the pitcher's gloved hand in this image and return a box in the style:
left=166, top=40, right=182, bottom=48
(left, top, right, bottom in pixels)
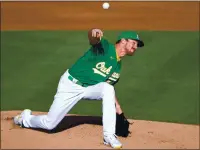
left=115, top=113, right=132, bottom=137
left=88, top=28, right=103, bottom=45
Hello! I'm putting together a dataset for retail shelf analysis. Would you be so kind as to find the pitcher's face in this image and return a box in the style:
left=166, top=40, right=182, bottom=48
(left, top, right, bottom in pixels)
left=117, top=39, right=139, bottom=57
left=124, top=39, right=138, bottom=56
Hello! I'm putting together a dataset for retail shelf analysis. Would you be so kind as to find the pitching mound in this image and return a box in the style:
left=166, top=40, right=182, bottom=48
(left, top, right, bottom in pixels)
left=1, top=111, right=199, bottom=149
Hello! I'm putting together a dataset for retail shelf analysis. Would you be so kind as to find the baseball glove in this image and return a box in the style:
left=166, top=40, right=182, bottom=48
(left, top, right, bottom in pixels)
left=88, top=29, right=105, bottom=55
left=88, top=28, right=102, bottom=45
left=115, top=113, right=132, bottom=137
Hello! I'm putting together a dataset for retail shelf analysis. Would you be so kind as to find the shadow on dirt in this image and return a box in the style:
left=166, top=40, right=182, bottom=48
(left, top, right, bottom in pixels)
left=29, top=115, right=103, bottom=134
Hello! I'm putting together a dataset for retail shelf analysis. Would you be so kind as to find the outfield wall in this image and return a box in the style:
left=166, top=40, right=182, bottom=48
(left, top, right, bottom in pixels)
left=1, top=2, right=199, bottom=31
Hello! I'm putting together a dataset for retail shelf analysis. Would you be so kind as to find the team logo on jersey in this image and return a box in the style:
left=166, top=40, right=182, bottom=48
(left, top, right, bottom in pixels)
left=93, top=62, right=112, bottom=77
left=110, top=56, right=114, bottom=60
left=93, top=62, right=120, bottom=82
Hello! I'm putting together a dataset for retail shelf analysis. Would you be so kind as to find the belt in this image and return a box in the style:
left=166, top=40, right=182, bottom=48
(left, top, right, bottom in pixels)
left=68, top=74, right=84, bottom=86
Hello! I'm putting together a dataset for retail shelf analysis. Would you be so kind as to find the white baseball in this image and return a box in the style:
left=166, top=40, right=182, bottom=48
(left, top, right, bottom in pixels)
left=102, top=2, right=110, bottom=9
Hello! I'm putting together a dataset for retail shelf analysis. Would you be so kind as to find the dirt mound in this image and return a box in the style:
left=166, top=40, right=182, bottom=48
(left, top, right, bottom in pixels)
left=1, top=111, right=199, bottom=149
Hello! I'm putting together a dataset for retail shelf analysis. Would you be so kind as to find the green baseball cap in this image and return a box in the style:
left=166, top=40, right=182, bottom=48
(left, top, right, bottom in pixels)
left=117, top=31, right=144, bottom=47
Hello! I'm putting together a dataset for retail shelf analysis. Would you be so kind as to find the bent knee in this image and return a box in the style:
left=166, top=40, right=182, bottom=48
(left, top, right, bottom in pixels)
left=43, top=117, right=58, bottom=130
left=99, top=82, right=115, bottom=95
left=102, top=82, right=114, bottom=91
left=45, top=122, right=57, bottom=130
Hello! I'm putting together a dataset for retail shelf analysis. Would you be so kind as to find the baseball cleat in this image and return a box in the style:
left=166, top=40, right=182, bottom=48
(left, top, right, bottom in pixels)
left=13, top=109, right=31, bottom=127
left=103, top=134, right=122, bottom=149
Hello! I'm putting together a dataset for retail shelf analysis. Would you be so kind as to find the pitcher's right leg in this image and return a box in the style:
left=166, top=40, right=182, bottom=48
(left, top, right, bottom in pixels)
left=14, top=70, right=84, bottom=130
left=27, top=93, right=82, bottom=130
left=14, top=91, right=83, bottom=130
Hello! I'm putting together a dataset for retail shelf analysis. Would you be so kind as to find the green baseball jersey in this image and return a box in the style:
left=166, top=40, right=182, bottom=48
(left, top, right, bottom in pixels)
left=68, top=38, right=121, bottom=87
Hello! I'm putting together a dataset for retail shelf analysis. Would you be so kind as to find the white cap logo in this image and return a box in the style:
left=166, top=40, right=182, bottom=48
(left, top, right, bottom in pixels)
left=137, top=34, right=139, bottom=39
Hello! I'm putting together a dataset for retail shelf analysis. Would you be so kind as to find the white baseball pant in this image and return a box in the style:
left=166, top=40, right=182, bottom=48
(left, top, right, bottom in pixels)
left=22, top=69, right=116, bottom=136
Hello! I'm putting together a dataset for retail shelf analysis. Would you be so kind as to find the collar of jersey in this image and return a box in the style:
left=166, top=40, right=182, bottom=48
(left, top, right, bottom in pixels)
left=116, top=50, right=121, bottom=62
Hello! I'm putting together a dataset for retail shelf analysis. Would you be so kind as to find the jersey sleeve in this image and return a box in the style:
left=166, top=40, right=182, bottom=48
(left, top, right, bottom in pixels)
left=106, top=78, right=120, bottom=86
left=89, top=38, right=112, bottom=56
left=99, top=38, right=111, bottom=53
left=100, top=38, right=109, bottom=47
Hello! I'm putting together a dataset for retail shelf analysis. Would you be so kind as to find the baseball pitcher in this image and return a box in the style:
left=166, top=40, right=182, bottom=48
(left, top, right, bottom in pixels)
left=14, top=29, right=144, bottom=149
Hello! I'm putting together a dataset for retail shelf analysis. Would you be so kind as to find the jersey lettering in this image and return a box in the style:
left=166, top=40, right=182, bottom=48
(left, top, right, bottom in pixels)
left=93, top=62, right=112, bottom=77
left=112, top=72, right=120, bottom=78
left=92, top=68, right=106, bottom=77
left=109, top=77, right=117, bottom=81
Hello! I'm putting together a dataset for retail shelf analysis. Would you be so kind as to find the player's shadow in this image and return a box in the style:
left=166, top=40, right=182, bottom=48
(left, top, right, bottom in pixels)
left=30, top=115, right=103, bottom=134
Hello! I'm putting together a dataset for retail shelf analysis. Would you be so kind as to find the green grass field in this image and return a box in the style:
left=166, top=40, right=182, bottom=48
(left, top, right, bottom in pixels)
left=1, top=30, right=199, bottom=125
